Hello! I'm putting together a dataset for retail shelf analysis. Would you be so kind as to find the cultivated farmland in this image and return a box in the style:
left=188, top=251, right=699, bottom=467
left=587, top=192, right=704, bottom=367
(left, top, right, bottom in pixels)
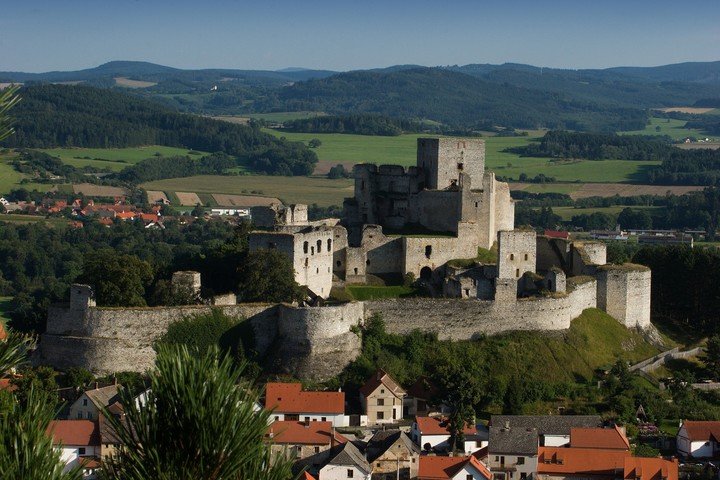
left=38, top=146, right=208, bottom=172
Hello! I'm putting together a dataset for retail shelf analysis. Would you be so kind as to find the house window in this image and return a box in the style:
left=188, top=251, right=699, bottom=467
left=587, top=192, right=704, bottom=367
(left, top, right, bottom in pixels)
left=521, top=474, right=527, bottom=480
left=304, top=417, right=310, bottom=422
left=315, top=446, right=320, bottom=453
left=377, top=411, right=384, bottom=420
left=303, top=241, right=309, bottom=254
left=321, top=417, right=326, bottom=422
left=517, top=457, right=524, bottom=465
left=275, top=416, right=279, bottom=421
left=82, top=399, right=88, bottom=406
left=78, top=448, right=86, bottom=456
left=347, top=469, right=354, bottom=478
left=87, top=412, right=92, bottom=419
left=381, top=389, right=385, bottom=394
left=377, top=398, right=385, bottom=406
left=77, top=412, right=83, bottom=419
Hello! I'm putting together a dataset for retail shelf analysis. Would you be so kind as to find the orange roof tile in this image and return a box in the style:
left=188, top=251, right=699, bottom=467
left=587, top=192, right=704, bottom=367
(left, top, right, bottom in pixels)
left=681, top=421, right=720, bottom=442
left=139, top=213, right=159, bottom=222
left=115, top=211, right=136, bottom=220
left=538, top=447, right=629, bottom=476
left=570, top=426, right=631, bottom=450
left=623, top=457, right=678, bottom=480
left=415, top=416, right=477, bottom=436
left=265, top=382, right=344, bottom=415
left=267, top=421, right=347, bottom=446
left=47, top=420, right=100, bottom=446
left=303, top=473, right=316, bottom=480
left=418, top=455, right=491, bottom=480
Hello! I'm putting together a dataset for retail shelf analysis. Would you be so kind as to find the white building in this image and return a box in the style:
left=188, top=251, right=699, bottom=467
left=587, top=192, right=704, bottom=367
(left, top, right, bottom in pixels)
left=318, top=442, right=372, bottom=480
left=69, top=384, right=120, bottom=421
left=677, top=420, right=720, bottom=458
left=265, top=382, right=349, bottom=427
left=411, top=416, right=486, bottom=453
left=46, top=420, right=101, bottom=478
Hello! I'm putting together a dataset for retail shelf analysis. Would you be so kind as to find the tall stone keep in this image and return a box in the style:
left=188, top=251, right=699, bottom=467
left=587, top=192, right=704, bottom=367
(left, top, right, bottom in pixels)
left=417, top=138, right=485, bottom=190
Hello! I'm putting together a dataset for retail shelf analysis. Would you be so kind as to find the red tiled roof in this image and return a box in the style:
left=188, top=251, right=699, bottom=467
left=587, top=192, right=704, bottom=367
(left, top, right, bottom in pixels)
left=418, top=455, right=491, bottom=480
left=139, top=213, right=159, bottom=222
left=267, top=421, right=347, bottom=446
left=265, top=382, right=344, bottom=414
left=415, top=416, right=477, bottom=436
left=545, top=230, right=570, bottom=239
left=359, top=369, right=406, bottom=397
left=570, top=426, right=631, bottom=450
left=623, top=457, right=678, bottom=480
left=680, top=421, right=720, bottom=442
left=116, top=211, right=136, bottom=220
left=0, top=378, right=17, bottom=392
left=303, top=472, right=316, bottom=480
left=538, top=447, right=628, bottom=476
left=46, top=420, right=101, bottom=446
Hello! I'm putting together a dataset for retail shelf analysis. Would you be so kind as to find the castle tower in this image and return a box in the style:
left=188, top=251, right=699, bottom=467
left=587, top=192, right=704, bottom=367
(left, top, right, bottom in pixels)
left=417, top=138, right=485, bottom=190
left=69, top=284, right=95, bottom=311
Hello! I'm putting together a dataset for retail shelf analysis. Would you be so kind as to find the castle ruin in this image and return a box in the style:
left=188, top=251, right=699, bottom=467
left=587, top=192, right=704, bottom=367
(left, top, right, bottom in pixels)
left=36, top=137, right=652, bottom=380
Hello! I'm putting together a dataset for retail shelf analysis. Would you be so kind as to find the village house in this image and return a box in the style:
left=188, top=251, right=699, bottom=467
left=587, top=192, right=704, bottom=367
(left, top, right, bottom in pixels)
left=267, top=420, right=347, bottom=460
left=537, top=448, right=677, bottom=480
left=569, top=426, right=630, bottom=450
left=404, top=377, right=451, bottom=418
left=677, top=420, right=720, bottom=458
left=46, top=419, right=102, bottom=478
left=360, top=370, right=406, bottom=425
left=487, top=415, right=602, bottom=480
left=365, top=430, right=420, bottom=480
left=265, top=382, right=349, bottom=427
left=411, top=416, right=486, bottom=454
left=69, top=384, right=120, bottom=421
left=417, top=455, right=492, bottom=480
left=294, top=441, right=373, bottom=480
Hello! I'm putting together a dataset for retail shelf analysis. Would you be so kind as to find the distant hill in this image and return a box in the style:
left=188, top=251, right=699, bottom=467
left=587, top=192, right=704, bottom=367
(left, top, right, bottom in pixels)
left=3, top=59, right=720, bottom=130
left=1, top=84, right=317, bottom=176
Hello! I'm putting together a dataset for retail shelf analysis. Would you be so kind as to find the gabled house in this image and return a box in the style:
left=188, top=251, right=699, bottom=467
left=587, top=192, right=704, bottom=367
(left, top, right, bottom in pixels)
left=46, top=420, right=101, bottom=478
left=623, top=457, right=678, bottom=480
left=411, top=416, right=486, bottom=454
left=677, top=420, right=720, bottom=458
left=360, top=370, right=406, bottom=424
left=267, top=420, right=347, bottom=460
left=487, top=415, right=603, bottom=480
left=537, top=447, right=628, bottom=480
left=265, top=382, right=348, bottom=427
left=294, top=440, right=372, bottom=480
left=69, top=384, right=121, bottom=421
left=418, top=455, right=492, bottom=480
left=365, top=430, right=420, bottom=479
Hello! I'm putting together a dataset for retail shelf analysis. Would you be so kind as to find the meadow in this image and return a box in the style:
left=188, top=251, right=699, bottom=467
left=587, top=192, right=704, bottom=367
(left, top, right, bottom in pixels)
left=140, top=175, right=353, bottom=207
left=549, top=205, right=662, bottom=221
left=38, top=146, right=208, bottom=172
left=623, top=116, right=713, bottom=141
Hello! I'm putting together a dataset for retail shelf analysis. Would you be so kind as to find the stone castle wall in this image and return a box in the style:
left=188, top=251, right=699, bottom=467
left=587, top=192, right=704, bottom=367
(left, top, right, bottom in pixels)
left=596, top=265, right=651, bottom=329
left=365, top=278, right=597, bottom=339
left=37, top=302, right=363, bottom=381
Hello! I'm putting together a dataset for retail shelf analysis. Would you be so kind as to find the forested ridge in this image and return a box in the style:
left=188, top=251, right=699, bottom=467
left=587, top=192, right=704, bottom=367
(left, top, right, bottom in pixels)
left=0, top=84, right=318, bottom=175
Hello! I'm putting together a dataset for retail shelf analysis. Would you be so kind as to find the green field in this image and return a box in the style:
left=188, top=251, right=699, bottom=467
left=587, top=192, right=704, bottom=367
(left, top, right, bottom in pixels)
left=268, top=130, right=657, bottom=183
left=141, top=175, right=353, bottom=207
left=623, top=116, right=710, bottom=141
left=247, top=111, right=325, bottom=122
left=38, top=146, right=208, bottom=172
left=0, top=152, right=57, bottom=195
left=0, top=214, right=69, bottom=227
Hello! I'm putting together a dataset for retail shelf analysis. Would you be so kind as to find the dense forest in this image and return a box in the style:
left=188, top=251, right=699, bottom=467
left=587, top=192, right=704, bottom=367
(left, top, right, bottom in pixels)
left=0, top=85, right=318, bottom=176
left=265, top=68, right=649, bottom=132
left=282, top=114, right=423, bottom=136
left=510, top=130, right=720, bottom=185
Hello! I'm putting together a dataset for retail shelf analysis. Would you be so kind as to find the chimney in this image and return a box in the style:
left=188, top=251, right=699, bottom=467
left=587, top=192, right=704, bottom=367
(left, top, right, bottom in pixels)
left=504, top=420, right=510, bottom=430
left=330, top=426, right=336, bottom=449
left=95, top=381, right=99, bottom=390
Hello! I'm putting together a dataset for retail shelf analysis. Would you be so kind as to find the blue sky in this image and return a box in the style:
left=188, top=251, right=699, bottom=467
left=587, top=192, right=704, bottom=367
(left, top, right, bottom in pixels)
left=2, top=0, right=719, bottom=72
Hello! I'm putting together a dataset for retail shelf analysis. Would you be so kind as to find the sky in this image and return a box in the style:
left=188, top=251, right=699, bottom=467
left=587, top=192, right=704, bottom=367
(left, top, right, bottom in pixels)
left=1, top=0, right=719, bottom=73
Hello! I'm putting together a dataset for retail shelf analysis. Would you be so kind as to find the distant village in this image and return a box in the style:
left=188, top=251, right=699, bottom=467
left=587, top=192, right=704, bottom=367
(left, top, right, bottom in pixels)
left=27, top=366, right=715, bottom=480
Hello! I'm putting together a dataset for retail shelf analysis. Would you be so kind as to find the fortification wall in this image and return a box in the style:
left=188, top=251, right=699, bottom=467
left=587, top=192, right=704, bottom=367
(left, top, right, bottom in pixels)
left=497, top=230, right=536, bottom=279
left=365, top=279, right=596, bottom=339
left=597, top=265, right=651, bottom=329
left=270, top=302, right=365, bottom=380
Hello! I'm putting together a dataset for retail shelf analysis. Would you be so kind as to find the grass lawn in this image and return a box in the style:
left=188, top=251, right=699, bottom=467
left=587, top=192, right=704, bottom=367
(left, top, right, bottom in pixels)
left=346, top=285, right=418, bottom=301
left=38, top=146, right=208, bottom=172
left=0, top=214, right=69, bottom=227
left=140, top=175, right=353, bottom=207
left=622, top=116, right=709, bottom=141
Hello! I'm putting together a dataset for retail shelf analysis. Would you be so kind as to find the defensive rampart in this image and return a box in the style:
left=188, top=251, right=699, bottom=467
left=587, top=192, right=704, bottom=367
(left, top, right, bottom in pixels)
left=364, top=278, right=596, bottom=339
